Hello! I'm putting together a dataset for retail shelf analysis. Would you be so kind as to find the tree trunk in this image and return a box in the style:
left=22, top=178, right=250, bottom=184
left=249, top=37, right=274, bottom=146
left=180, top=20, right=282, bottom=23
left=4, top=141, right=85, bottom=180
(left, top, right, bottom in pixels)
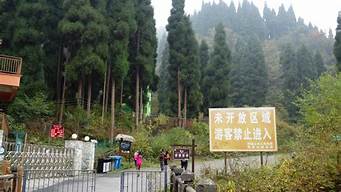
left=177, top=67, right=182, bottom=127
left=120, top=79, right=124, bottom=108
left=56, top=44, right=62, bottom=118
left=135, top=69, right=140, bottom=129
left=101, top=71, right=107, bottom=124
left=77, top=79, right=83, bottom=107
left=87, top=75, right=92, bottom=117
left=111, top=78, right=115, bottom=143
left=140, top=87, right=143, bottom=122
left=59, top=73, right=66, bottom=124
left=105, top=64, right=111, bottom=113
left=183, top=88, right=187, bottom=128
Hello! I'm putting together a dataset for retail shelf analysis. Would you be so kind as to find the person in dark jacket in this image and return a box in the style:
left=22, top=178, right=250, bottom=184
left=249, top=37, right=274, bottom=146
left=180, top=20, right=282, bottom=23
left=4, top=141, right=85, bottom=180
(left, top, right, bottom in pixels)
left=159, top=149, right=165, bottom=171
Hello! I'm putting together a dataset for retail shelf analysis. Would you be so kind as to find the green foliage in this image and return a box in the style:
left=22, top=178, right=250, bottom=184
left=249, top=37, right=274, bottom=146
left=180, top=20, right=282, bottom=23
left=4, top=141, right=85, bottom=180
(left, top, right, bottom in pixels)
left=203, top=23, right=231, bottom=109
left=64, top=106, right=90, bottom=134
left=8, top=92, right=53, bottom=123
left=297, top=73, right=341, bottom=137
left=335, top=14, right=341, bottom=71
left=231, top=36, right=268, bottom=107
left=151, top=127, right=192, bottom=158
left=59, top=0, right=108, bottom=81
left=190, top=121, right=210, bottom=156
left=131, top=129, right=153, bottom=160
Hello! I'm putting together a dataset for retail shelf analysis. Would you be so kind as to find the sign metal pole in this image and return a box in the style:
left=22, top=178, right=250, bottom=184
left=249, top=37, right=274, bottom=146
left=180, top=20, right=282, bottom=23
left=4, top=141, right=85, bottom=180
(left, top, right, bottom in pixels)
left=192, top=139, right=195, bottom=173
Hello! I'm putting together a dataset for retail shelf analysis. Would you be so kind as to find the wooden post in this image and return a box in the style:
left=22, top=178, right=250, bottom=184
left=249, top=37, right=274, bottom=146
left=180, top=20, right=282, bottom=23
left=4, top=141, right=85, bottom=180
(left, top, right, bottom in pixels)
left=224, top=152, right=227, bottom=174
left=15, top=166, right=23, bottom=192
left=191, top=139, right=195, bottom=173
left=260, top=152, right=264, bottom=167
left=1, top=160, right=10, bottom=175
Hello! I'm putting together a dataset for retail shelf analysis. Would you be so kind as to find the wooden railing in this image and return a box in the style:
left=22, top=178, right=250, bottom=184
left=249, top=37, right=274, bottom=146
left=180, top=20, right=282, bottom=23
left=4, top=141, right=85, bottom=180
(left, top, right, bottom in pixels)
left=0, top=55, right=22, bottom=74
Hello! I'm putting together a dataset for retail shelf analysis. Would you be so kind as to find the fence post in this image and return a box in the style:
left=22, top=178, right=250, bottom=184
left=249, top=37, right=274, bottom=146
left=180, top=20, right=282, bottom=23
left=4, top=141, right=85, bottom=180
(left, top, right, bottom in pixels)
left=164, top=169, right=168, bottom=192
left=16, top=166, right=24, bottom=192
left=120, top=172, right=125, bottom=192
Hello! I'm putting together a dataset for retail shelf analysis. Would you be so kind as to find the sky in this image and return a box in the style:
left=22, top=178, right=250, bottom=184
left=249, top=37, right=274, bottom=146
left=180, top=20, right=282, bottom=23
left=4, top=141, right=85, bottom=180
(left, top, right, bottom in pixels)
left=151, top=0, right=341, bottom=34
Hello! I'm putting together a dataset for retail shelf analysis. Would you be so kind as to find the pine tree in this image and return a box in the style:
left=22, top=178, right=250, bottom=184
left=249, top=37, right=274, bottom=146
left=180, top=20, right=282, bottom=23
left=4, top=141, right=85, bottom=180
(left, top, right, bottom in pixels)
left=59, top=0, right=108, bottom=116
left=280, top=44, right=316, bottom=122
left=199, top=40, right=209, bottom=105
left=231, top=36, right=268, bottom=107
left=106, top=0, right=136, bottom=140
left=313, top=51, right=325, bottom=77
left=296, top=45, right=315, bottom=85
left=182, top=16, right=202, bottom=122
left=129, top=0, right=157, bottom=128
left=158, top=45, right=172, bottom=115
left=10, top=0, right=49, bottom=94
left=203, top=23, right=231, bottom=108
left=334, top=12, right=341, bottom=71
left=167, top=0, right=186, bottom=124
left=280, top=45, right=299, bottom=121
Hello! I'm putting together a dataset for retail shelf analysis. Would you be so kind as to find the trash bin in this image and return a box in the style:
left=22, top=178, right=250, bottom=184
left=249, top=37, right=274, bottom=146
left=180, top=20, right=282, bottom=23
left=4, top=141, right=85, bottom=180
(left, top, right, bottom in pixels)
left=111, top=156, right=122, bottom=170
left=97, top=158, right=112, bottom=173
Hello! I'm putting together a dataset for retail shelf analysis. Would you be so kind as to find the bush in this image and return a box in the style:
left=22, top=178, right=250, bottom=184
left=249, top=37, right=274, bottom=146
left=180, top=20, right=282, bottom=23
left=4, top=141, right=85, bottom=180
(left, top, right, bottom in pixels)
left=151, top=127, right=192, bottom=158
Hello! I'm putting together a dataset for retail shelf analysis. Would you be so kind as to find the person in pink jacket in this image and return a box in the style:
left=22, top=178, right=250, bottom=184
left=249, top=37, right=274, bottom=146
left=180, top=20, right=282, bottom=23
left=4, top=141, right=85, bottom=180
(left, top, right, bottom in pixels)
left=135, top=151, right=143, bottom=170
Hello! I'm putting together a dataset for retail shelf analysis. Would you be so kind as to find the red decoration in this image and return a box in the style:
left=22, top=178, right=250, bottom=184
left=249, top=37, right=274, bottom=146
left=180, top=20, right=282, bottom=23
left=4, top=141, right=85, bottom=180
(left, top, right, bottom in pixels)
left=50, top=124, right=64, bottom=138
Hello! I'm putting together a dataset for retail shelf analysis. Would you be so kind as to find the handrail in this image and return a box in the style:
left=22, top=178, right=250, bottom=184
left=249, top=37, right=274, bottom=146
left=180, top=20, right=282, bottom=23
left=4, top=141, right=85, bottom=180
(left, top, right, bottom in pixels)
left=0, top=54, right=22, bottom=74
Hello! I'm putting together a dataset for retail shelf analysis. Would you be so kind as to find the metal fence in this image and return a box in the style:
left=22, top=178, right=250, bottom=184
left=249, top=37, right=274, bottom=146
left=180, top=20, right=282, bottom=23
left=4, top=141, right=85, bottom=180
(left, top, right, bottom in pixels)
left=23, top=169, right=96, bottom=192
left=4, top=142, right=74, bottom=170
left=120, top=170, right=167, bottom=192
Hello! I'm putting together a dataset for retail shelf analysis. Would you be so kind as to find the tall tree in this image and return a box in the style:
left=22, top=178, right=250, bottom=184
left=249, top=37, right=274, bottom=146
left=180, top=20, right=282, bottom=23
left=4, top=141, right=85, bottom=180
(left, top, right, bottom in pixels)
left=182, top=16, right=202, bottom=124
left=296, top=45, right=315, bottom=85
left=313, top=51, right=325, bottom=77
left=158, top=45, right=172, bottom=115
left=167, top=0, right=186, bottom=125
left=231, top=36, right=268, bottom=107
left=335, top=12, right=341, bottom=72
left=280, top=45, right=299, bottom=121
left=129, top=0, right=157, bottom=128
left=203, top=23, right=231, bottom=108
left=106, top=0, right=136, bottom=141
left=11, top=0, right=49, bottom=94
left=59, top=0, right=108, bottom=117
left=199, top=40, right=209, bottom=81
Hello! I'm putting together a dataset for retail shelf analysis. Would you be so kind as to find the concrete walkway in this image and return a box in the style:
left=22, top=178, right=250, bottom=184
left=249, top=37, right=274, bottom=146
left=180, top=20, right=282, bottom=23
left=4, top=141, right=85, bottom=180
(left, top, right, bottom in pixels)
left=95, top=153, right=287, bottom=192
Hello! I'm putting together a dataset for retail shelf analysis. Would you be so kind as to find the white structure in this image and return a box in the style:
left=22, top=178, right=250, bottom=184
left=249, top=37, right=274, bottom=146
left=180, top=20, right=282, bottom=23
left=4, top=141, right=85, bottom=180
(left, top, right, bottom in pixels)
left=65, top=139, right=96, bottom=170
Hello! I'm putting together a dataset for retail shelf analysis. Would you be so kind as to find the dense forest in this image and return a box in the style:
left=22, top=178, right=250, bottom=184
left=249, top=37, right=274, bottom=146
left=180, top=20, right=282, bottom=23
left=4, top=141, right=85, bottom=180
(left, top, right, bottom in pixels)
left=0, top=0, right=340, bottom=143
left=158, top=0, right=337, bottom=123
left=0, top=0, right=157, bottom=140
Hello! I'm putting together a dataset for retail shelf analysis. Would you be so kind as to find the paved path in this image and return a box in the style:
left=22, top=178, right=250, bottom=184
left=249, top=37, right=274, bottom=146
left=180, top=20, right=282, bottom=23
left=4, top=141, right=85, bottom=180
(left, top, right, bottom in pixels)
left=95, top=154, right=287, bottom=192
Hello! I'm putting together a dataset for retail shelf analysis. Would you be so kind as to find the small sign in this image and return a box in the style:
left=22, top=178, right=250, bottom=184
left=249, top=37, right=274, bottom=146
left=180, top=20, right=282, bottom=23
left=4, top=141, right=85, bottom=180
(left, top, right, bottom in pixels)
left=50, top=124, right=64, bottom=138
left=173, top=148, right=190, bottom=160
left=119, top=141, right=132, bottom=152
left=209, top=107, right=277, bottom=152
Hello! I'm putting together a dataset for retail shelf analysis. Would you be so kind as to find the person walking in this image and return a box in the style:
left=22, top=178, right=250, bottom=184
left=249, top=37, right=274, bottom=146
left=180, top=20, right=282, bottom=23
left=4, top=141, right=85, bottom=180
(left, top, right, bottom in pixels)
left=181, top=159, right=188, bottom=171
left=159, top=149, right=165, bottom=171
left=135, top=151, right=143, bottom=177
left=136, top=152, right=143, bottom=170
left=164, top=151, right=171, bottom=169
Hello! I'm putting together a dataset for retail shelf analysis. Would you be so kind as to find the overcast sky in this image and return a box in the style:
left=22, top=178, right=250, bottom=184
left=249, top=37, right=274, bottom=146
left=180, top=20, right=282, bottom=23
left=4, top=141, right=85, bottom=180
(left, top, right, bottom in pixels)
left=151, top=0, right=341, bottom=34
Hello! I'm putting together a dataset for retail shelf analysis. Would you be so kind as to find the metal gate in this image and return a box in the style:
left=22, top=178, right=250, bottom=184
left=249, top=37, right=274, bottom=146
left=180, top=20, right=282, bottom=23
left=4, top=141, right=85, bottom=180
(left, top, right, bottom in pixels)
left=23, top=169, right=96, bottom=192
left=120, top=170, right=167, bottom=192
left=4, top=142, right=74, bottom=170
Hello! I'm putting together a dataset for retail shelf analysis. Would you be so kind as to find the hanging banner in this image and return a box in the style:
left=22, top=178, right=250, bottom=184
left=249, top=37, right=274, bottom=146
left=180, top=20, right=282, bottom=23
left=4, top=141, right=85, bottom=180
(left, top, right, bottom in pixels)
left=50, top=124, right=64, bottom=138
left=209, top=107, right=277, bottom=152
